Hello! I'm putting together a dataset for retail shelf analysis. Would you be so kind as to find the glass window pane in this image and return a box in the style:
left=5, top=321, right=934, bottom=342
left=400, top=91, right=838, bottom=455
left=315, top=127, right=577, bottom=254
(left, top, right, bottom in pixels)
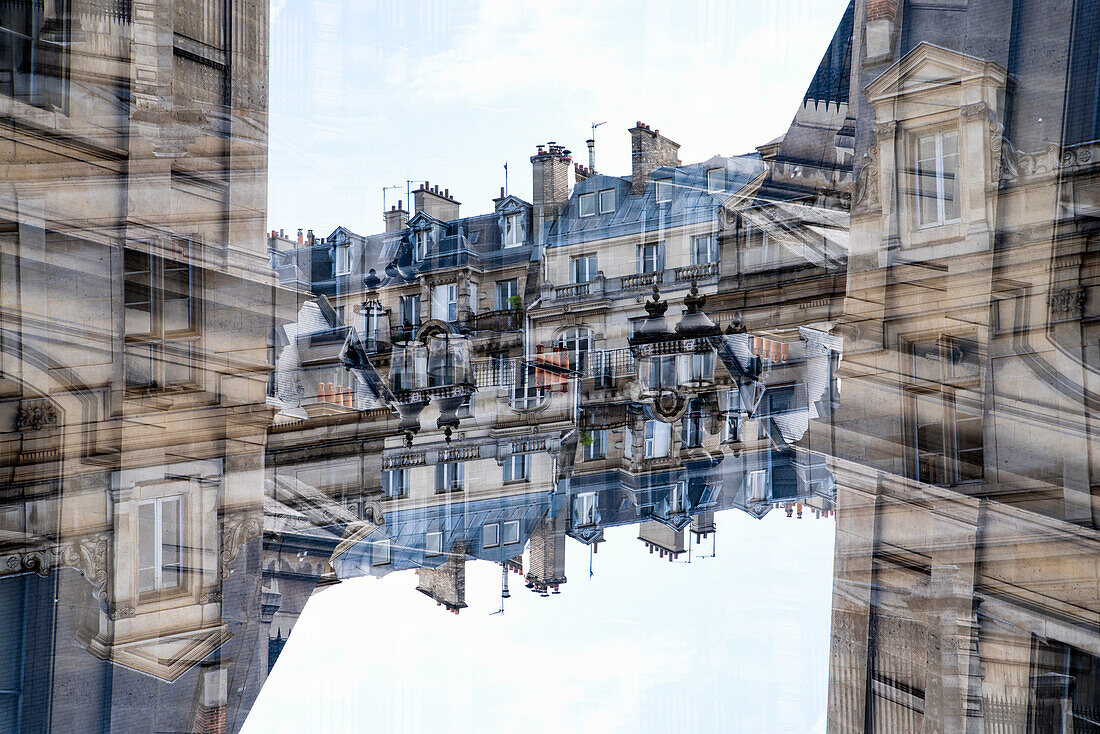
left=483, top=523, right=499, bottom=548
left=502, top=520, right=520, bottom=545
left=138, top=501, right=156, bottom=592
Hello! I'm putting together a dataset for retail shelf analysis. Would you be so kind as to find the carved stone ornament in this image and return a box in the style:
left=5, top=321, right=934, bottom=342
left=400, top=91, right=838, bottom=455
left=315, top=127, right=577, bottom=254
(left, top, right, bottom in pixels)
left=1048, top=287, right=1085, bottom=316
left=960, top=101, right=988, bottom=118
left=109, top=605, right=136, bottom=620
left=852, top=145, right=881, bottom=213
left=3, top=533, right=110, bottom=600
left=220, top=516, right=263, bottom=579
left=873, top=121, right=896, bottom=140
left=16, top=400, right=58, bottom=432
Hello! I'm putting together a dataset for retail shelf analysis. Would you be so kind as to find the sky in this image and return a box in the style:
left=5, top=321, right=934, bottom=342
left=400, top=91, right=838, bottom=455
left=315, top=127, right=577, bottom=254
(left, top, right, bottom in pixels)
left=267, top=0, right=853, bottom=236
left=241, top=510, right=836, bottom=734
left=253, top=2, right=849, bottom=730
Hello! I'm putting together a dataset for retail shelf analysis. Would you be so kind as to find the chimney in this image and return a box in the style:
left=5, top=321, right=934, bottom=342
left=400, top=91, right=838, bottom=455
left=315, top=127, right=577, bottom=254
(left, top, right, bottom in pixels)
left=383, top=199, right=409, bottom=233
left=586, top=137, right=596, bottom=173
left=307, top=229, right=315, bottom=246
left=416, top=539, right=468, bottom=612
left=297, top=228, right=304, bottom=245
left=530, top=141, right=572, bottom=239
left=413, top=180, right=460, bottom=221
left=629, top=121, right=680, bottom=194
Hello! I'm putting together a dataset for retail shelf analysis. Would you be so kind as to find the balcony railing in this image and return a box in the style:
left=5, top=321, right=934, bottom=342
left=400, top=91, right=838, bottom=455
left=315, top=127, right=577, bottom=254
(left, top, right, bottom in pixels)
left=470, top=348, right=637, bottom=388
left=674, top=261, right=717, bottom=282
left=621, top=271, right=662, bottom=290
left=555, top=282, right=590, bottom=299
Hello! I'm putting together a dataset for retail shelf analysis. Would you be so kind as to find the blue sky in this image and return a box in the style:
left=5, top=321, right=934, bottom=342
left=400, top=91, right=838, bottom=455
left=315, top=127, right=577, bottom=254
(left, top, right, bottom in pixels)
left=242, top=511, right=836, bottom=734
left=267, top=0, right=852, bottom=236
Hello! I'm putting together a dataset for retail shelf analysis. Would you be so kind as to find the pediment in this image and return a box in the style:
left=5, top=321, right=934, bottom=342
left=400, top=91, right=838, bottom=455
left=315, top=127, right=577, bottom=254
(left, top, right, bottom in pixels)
left=407, top=211, right=444, bottom=230
left=86, top=623, right=232, bottom=682
left=864, top=42, right=1006, bottom=102
left=494, top=194, right=530, bottom=213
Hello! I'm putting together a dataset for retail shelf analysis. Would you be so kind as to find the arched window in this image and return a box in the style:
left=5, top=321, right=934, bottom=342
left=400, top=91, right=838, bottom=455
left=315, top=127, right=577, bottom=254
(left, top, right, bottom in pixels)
left=555, top=327, right=594, bottom=371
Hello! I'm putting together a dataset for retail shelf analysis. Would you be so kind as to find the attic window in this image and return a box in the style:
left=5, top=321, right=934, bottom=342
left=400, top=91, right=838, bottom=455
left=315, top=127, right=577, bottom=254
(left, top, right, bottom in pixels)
left=655, top=180, right=673, bottom=203
left=598, top=189, right=615, bottom=214
left=706, top=168, right=724, bottom=193
left=579, top=193, right=596, bottom=217
left=502, top=213, right=522, bottom=246
left=334, top=244, right=350, bottom=276
left=469, top=230, right=480, bottom=244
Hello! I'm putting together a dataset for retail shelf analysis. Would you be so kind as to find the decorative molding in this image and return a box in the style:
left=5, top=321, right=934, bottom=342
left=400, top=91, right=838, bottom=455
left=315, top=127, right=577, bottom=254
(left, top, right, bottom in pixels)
left=960, top=101, right=988, bottom=118
left=3, top=533, right=110, bottom=600
left=873, top=121, right=896, bottom=140
left=199, top=590, right=222, bottom=604
left=109, top=605, right=136, bottom=620
left=997, top=139, right=1100, bottom=186
left=220, top=516, right=263, bottom=580
left=1048, top=287, right=1084, bottom=317
left=16, top=400, right=58, bottom=432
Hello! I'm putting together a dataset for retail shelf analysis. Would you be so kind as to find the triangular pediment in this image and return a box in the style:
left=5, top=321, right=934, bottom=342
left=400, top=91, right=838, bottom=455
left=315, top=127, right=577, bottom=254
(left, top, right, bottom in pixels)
left=494, top=194, right=530, bottom=213
left=864, top=42, right=1006, bottom=102
left=407, top=211, right=444, bottom=230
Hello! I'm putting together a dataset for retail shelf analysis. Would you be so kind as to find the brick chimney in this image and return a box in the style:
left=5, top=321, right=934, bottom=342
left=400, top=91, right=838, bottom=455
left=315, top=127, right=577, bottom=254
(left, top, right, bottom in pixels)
left=530, top=142, right=573, bottom=238
left=416, top=539, right=468, bottom=612
left=383, top=199, right=409, bottom=233
left=413, top=181, right=460, bottom=221
left=629, top=122, right=680, bottom=194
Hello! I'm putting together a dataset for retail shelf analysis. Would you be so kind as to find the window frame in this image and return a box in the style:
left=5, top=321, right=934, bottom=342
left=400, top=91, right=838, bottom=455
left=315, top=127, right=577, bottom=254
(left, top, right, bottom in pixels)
left=502, top=213, right=522, bottom=247
left=638, top=242, right=664, bottom=275
left=706, top=168, right=724, bottom=193
left=598, top=188, right=616, bottom=214
left=425, top=531, right=443, bottom=557
left=334, top=244, right=351, bottom=276
left=435, top=462, right=464, bottom=493
left=655, top=180, right=673, bottom=203
left=690, top=234, right=717, bottom=266
left=138, top=495, right=184, bottom=595
left=578, top=192, right=596, bottom=217
left=571, top=254, right=597, bottom=284
left=495, top=279, right=519, bottom=310
left=582, top=429, right=607, bottom=461
left=502, top=453, right=530, bottom=483
left=124, top=248, right=201, bottom=391
left=912, top=129, right=960, bottom=229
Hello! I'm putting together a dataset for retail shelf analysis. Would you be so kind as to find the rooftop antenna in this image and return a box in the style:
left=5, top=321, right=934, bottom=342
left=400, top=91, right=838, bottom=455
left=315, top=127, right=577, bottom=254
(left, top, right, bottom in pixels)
left=588, top=121, right=606, bottom=173
left=503, top=161, right=509, bottom=197
left=405, top=179, right=427, bottom=214
left=382, top=184, right=401, bottom=215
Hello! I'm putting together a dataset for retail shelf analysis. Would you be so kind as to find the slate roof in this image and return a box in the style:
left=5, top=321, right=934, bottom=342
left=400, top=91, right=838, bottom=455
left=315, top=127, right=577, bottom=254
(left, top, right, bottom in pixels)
left=548, top=156, right=765, bottom=249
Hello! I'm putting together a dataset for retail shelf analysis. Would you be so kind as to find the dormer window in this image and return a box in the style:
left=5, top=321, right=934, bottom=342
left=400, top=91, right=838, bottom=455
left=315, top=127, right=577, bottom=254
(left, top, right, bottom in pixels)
left=334, top=244, right=350, bottom=276
left=706, top=168, right=724, bottom=193
left=655, top=180, right=673, bottom=203
left=914, top=130, right=960, bottom=227
left=415, top=229, right=430, bottom=260
left=502, top=213, right=522, bottom=246
left=598, top=189, right=616, bottom=214
left=578, top=193, right=596, bottom=217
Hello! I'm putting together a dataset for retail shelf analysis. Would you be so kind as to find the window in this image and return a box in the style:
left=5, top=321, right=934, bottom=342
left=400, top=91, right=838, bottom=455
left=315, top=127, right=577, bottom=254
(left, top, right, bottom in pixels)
left=914, top=130, right=959, bottom=227
left=571, top=254, right=597, bottom=284
left=502, top=213, right=523, bottom=246
left=370, top=539, right=391, bottom=566
left=669, top=482, right=685, bottom=512
left=138, top=496, right=183, bottom=593
left=582, top=430, right=606, bottom=461
left=682, top=399, right=704, bottom=448
left=399, top=295, right=420, bottom=328
left=431, top=283, right=457, bottom=321
left=679, top=351, right=715, bottom=384
left=746, top=470, right=768, bottom=502
left=382, top=468, right=408, bottom=498
left=655, top=180, right=673, bottom=203
left=469, top=281, right=478, bottom=314
left=502, top=520, right=520, bottom=545
left=483, top=523, right=499, bottom=548
left=644, top=355, right=677, bottom=391
left=691, top=234, right=717, bottom=265
left=643, top=420, right=671, bottom=458
left=598, top=188, right=616, bottom=214
left=334, top=244, right=350, bottom=275
left=723, top=414, right=741, bottom=443
left=575, top=492, right=597, bottom=526
left=907, top=337, right=983, bottom=485
left=510, top=364, right=543, bottom=410
left=425, top=531, right=443, bottom=557
left=415, top=229, right=430, bottom=260
left=503, top=454, right=529, bottom=482
left=556, top=327, right=594, bottom=371
left=0, top=0, right=69, bottom=112
left=435, top=462, right=464, bottom=493
left=495, top=279, right=519, bottom=310
left=578, top=192, right=596, bottom=217
left=706, top=168, right=724, bottom=193
left=124, top=249, right=198, bottom=389
left=638, top=242, right=664, bottom=274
